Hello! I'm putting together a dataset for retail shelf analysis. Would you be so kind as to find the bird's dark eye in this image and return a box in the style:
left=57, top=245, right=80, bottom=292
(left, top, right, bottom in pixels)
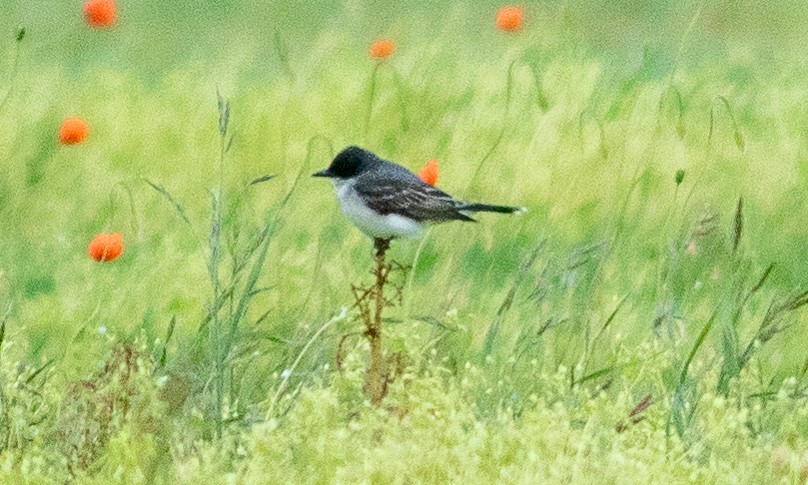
left=329, top=147, right=366, bottom=178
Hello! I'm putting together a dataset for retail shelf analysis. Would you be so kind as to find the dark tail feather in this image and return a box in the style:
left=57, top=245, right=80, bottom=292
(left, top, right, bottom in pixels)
left=459, top=202, right=526, bottom=215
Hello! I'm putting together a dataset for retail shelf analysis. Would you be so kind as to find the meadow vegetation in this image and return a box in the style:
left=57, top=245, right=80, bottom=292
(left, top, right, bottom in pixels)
left=2, top=1, right=808, bottom=483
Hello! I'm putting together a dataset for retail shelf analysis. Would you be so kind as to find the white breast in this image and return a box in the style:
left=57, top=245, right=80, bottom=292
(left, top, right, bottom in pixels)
left=332, top=179, right=423, bottom=239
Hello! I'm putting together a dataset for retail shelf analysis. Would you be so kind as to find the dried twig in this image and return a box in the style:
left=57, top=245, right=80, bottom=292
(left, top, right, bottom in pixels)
left=345, top=238, right=410, bottom=405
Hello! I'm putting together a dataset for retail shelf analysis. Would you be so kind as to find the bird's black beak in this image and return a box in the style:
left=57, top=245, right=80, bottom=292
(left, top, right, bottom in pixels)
left=312, top=168, right=332, bottom=178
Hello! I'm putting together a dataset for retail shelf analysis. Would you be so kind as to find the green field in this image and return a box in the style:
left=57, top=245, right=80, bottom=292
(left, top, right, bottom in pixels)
left=2, top=0, right=808, bottom=483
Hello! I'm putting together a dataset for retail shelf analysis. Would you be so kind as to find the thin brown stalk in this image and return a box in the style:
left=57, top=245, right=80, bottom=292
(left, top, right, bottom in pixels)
left=365, top=238, right=391, bottom=405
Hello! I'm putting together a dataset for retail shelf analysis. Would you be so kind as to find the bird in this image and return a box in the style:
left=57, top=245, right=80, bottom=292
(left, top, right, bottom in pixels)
left=313, top=146, right=524, bottom=241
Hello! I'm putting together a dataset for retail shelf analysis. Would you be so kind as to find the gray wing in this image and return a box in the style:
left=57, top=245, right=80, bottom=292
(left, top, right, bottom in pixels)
left=354, top=166, right=474, bottom=223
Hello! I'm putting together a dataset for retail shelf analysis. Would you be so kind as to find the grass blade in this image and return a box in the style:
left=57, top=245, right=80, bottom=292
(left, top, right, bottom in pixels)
left=249, top=174, right=276, bottom=186
left=465, top=58, right=517, bottom=195
left=144, top=179, right=191, bottom=225
left=593, top=294, right=629, bottom=344
left=732, top=196, right=743, bottom=253
left=0, top=303, right=11, bottom=355
left=157, top=316, right=176, bottom=370
left=680, top=310, right=718, bottom=384
left=265, top=308, right=347, bottom=419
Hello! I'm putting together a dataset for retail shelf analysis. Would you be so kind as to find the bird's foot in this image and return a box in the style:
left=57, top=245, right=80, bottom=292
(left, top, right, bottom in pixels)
left=373, top=237, right=392, bottom=258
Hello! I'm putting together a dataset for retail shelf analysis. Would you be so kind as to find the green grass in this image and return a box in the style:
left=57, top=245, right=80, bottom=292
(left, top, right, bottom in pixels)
left=2, top=0, right=808, bottom=482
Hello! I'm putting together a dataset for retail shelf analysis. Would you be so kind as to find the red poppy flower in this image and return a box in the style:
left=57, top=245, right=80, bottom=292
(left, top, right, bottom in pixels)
left=496, top=6, right=524, bottom=32
left=417, top=160, right=439, bottom=186
left=369, top=38, right=395, bottom=59
left=88, top=233, right=124, bottom=262
left=59, top=117, right=90, bottom=145
left=84, top=0, right=117, bottom=28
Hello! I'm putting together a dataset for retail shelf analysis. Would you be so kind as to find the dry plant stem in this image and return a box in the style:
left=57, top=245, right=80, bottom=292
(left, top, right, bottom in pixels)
left=365, top=237, right=391, bottom=405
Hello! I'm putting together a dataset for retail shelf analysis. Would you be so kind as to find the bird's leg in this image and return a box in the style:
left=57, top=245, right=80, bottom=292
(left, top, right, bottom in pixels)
left=373, top=237, right=391, bottom=258
left=364, top=237, right=392, bottom=404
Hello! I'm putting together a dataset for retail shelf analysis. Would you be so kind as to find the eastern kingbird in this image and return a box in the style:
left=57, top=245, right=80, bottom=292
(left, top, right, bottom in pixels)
left=313, top=146, right=524, bottom=240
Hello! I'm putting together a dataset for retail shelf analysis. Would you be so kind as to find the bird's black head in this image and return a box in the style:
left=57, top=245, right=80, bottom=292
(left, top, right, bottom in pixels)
left=313, top=146, right=377, bottom=179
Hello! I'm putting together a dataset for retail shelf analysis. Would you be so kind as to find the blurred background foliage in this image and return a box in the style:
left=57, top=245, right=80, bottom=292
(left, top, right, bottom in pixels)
left=0, top=0, right=807, bottom=481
